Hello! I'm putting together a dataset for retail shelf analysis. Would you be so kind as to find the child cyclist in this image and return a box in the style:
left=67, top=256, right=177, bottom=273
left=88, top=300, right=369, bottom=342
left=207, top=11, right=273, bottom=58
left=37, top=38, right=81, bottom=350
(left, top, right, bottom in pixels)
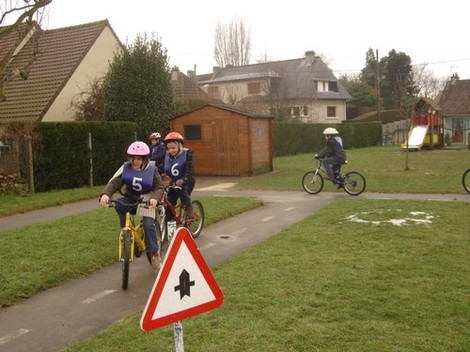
left=159, top=132, right=196, bottom=218
left=99, top=141, right=164, bottom=271
left=315, top=127, right=347, bottom=186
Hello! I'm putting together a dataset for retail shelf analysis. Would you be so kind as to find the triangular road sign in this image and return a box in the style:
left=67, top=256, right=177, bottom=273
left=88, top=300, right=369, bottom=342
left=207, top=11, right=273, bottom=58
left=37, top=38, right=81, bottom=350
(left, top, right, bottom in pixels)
left=140, top=227, right=224, bottom=331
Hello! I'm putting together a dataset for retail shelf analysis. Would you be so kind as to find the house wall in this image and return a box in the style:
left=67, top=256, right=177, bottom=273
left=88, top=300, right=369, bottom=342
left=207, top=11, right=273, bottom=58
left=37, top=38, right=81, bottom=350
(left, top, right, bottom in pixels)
left=300, top=99, right=346, bottom=124
left=443, top=116, right=470, bottom=145
left=209, top=79, right=270, bottom=105
left=42, top=27, right=121, bottom=121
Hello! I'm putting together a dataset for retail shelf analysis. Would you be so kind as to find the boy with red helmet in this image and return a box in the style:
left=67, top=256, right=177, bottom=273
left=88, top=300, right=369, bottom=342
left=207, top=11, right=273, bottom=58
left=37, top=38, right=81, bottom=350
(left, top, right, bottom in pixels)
left=159, top=132, right=196, bottom=218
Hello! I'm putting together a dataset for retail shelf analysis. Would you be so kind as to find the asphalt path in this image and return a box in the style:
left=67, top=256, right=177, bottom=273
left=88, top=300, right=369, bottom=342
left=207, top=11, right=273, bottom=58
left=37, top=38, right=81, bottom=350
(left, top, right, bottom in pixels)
left=0, top=180, right=468, bottom=351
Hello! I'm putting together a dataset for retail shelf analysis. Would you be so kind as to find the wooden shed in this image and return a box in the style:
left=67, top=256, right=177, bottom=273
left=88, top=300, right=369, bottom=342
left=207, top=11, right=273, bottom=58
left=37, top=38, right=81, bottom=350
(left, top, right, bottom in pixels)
left=170, top=104, right=273, bottom=176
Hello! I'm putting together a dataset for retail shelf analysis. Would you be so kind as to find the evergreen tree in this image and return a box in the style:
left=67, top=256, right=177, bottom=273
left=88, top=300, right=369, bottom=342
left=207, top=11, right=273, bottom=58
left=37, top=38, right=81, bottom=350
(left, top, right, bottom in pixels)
left=102, top=34, right=175, bottom=138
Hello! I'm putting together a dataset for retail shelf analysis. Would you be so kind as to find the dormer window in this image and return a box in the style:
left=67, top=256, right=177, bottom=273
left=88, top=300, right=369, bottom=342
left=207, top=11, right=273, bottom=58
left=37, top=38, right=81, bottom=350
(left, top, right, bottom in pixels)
left=314, top=80, right=339, bottom=92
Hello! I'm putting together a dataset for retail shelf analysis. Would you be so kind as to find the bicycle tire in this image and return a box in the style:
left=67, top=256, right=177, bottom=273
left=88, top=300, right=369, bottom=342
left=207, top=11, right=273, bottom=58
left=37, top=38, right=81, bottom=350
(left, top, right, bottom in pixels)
left=463, top=168, right=470, bottom=193
left=302, top=170, right=324, bottom=194
left=342, top=171, right=366, bottom=196
left=121, top=230, right=132, bottom=290
left=184, top=200, right=204, bottom=238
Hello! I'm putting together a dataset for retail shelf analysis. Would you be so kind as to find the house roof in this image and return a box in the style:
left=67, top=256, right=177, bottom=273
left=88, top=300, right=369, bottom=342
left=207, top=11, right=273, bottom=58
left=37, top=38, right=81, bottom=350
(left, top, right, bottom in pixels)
left=170, top=69, right=209, bottom=100
left=198, top=56, right=351, bottom=101
left=438, top=78, right=470, bottom=116
left=0, top=19, right=119, bottom=123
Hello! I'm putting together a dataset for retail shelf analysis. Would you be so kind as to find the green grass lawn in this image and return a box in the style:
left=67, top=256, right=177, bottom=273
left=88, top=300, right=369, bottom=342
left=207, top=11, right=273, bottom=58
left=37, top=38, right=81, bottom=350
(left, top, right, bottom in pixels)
left=63, top=199, right=470, bottom=352
left=236, top=146, right=470, bottom=193
left=0, top=145, right=469, bottom=351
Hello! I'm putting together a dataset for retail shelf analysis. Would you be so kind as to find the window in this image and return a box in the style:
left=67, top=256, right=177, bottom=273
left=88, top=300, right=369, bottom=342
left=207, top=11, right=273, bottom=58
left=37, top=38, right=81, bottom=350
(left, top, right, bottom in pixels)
left=329, top=81, right=338, bottom=92
left=291, top=106, right=300, bottom=117
left=247, top=82, right=261, bottom=94
left=327, top=106, right=336, bottom=118
left=184, top=125, right=201, bottom=141
left=207, top=86, right=219, bottom=99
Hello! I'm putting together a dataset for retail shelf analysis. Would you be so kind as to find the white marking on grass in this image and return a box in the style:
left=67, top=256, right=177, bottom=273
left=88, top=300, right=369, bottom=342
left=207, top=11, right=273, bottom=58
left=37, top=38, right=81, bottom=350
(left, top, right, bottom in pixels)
left=346, top=210, right=435, bottom=226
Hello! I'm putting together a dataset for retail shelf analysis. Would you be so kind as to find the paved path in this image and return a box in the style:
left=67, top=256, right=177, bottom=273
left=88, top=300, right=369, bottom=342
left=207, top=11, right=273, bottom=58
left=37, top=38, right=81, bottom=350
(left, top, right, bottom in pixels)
left=0, top=181, right=468, bottom=351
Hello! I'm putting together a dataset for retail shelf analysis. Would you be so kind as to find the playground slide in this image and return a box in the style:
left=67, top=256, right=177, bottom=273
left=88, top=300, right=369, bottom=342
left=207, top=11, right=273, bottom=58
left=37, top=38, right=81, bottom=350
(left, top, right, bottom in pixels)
left=402, top=125, right=428, bottom=150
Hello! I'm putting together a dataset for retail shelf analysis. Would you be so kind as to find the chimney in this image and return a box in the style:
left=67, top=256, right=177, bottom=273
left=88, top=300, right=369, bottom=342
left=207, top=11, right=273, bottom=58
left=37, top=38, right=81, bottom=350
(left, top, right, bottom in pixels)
left=187, top=70, right=195, bottom=79
left=450, top=73, right=459, bottom=85
left=304, top=50, right=316, bottom=65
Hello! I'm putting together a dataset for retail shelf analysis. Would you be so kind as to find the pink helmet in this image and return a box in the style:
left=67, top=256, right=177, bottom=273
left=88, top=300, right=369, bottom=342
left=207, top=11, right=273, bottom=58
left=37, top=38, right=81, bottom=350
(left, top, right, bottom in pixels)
left=127, top=141, right=150, bottom=156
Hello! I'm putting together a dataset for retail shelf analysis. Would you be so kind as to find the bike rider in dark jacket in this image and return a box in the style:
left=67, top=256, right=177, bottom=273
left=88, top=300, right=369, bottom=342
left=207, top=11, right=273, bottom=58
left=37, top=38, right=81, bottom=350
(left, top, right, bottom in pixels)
left=315, top=127, right=347, bottom=184
left=148, top=132, right=166, bottom=169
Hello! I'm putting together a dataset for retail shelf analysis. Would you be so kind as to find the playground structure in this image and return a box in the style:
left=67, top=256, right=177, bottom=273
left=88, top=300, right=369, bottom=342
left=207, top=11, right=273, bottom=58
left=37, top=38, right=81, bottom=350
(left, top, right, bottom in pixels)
left=402, top=98, right=444, bottom=151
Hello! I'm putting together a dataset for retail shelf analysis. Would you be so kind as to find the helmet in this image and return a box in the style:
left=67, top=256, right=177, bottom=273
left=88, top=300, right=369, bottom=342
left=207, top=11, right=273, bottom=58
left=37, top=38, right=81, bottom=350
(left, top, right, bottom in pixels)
left=164, top=132, right=184, bottom=144
left=127, top=141, right=150, bottom=156
left=323, top=127, right=339, bottom=135
left=149, top=132, right=161, bottom=140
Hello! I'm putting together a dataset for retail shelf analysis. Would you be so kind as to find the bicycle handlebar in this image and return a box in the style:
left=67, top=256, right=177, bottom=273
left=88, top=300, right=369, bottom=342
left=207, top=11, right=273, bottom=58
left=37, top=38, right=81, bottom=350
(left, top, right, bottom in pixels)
left=108, top=197, right=152, bottom=209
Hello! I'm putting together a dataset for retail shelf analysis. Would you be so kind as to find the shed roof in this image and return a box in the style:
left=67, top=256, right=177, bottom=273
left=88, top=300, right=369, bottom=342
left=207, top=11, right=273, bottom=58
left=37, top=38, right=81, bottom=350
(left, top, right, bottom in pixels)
left=174, top=103, right=273, bottom=119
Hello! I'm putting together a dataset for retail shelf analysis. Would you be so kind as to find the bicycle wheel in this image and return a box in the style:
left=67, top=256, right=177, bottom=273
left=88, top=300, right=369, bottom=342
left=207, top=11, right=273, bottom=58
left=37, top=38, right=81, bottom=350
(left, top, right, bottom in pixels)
left=121, top=230, right=132, bottom=290
left=302, top=170, right=324, bottom=194
left=156, top=205, right=168, bottom=256
left=463, top=168, right=470, bottom=193
left=342, top=171, right=366, bottom=196
left=184, top=200, right=204, bottom=238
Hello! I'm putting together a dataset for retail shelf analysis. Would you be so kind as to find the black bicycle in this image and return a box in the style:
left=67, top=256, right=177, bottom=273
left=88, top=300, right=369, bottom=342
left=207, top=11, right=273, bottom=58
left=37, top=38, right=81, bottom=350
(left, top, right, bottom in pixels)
left=302, top=158, right=366, bottom=196
left=462, top=168, right=470, bottom=193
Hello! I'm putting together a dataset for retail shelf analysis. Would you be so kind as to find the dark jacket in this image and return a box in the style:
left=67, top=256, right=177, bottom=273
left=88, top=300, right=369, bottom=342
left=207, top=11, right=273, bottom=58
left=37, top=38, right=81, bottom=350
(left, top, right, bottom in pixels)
left=317, top=136, right=347, bottom=164
left=150, top=142, right=166, bottom=167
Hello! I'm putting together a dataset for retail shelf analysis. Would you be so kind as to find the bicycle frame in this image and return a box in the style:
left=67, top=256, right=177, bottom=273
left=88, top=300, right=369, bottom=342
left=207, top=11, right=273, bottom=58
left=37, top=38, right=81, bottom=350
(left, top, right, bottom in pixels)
left=157, top=185, right=204, bottom=255
left=117, top=211, right=146, bottom=262
left=110, top=198, right=152, bottom=289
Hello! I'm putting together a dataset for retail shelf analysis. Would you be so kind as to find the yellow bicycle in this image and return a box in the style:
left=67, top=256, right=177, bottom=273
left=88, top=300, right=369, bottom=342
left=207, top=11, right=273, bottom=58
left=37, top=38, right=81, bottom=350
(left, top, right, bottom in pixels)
left=109, top=198, right=159, bottom=290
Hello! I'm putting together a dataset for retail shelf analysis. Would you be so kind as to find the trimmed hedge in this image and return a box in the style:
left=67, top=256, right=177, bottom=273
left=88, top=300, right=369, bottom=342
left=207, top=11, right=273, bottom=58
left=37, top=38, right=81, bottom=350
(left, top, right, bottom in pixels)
left=272, top=121, right=382, bottom=156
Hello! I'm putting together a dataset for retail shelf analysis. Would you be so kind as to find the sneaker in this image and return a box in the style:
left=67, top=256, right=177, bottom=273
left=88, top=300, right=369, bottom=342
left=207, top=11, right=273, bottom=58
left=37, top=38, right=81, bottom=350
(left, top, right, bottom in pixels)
left=151, top=253, right=161, bottom=270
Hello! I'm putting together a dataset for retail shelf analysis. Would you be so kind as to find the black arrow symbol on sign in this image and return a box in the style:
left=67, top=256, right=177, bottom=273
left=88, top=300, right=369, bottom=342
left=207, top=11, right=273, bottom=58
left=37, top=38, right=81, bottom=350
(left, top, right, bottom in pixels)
left=174, top=269, right=195, bottom=299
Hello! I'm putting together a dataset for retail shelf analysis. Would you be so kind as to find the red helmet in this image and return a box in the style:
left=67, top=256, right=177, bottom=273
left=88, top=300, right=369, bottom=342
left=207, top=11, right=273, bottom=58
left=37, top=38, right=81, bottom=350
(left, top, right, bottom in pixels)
left=127, top=141, right=150, bottom=156
left=164, top=132, right=184, bottom=144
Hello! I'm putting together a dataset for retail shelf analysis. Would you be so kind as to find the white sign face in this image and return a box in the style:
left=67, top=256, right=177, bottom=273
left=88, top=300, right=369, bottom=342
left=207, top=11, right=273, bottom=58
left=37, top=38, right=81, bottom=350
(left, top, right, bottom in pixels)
left=141, top=228, right=223, bottom=331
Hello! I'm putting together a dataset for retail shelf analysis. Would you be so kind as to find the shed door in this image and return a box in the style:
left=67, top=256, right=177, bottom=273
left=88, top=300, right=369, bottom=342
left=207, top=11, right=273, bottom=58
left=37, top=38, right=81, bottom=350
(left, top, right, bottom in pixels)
left=214, top=119, right=239, bottom=175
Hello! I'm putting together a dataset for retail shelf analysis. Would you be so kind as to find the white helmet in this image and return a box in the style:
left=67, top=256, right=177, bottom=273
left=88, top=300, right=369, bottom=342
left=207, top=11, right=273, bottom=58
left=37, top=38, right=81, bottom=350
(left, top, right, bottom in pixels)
left=149, top=132, right=161, bottom=140
left=323, top=127, right=339, bottom=135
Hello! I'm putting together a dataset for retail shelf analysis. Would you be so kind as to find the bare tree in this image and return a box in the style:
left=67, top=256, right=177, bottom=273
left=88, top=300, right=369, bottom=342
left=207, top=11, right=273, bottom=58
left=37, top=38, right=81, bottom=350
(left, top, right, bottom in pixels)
left=0, top=0, right=52, bottom=101
left=413, top=64, right=446, bottom=99
left=213, top=16, right=251, bottom=68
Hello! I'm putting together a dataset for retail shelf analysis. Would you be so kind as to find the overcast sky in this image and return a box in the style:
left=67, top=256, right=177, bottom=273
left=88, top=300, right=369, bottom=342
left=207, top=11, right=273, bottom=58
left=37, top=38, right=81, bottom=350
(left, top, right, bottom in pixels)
left=44, top=0, right=469, bottom=79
